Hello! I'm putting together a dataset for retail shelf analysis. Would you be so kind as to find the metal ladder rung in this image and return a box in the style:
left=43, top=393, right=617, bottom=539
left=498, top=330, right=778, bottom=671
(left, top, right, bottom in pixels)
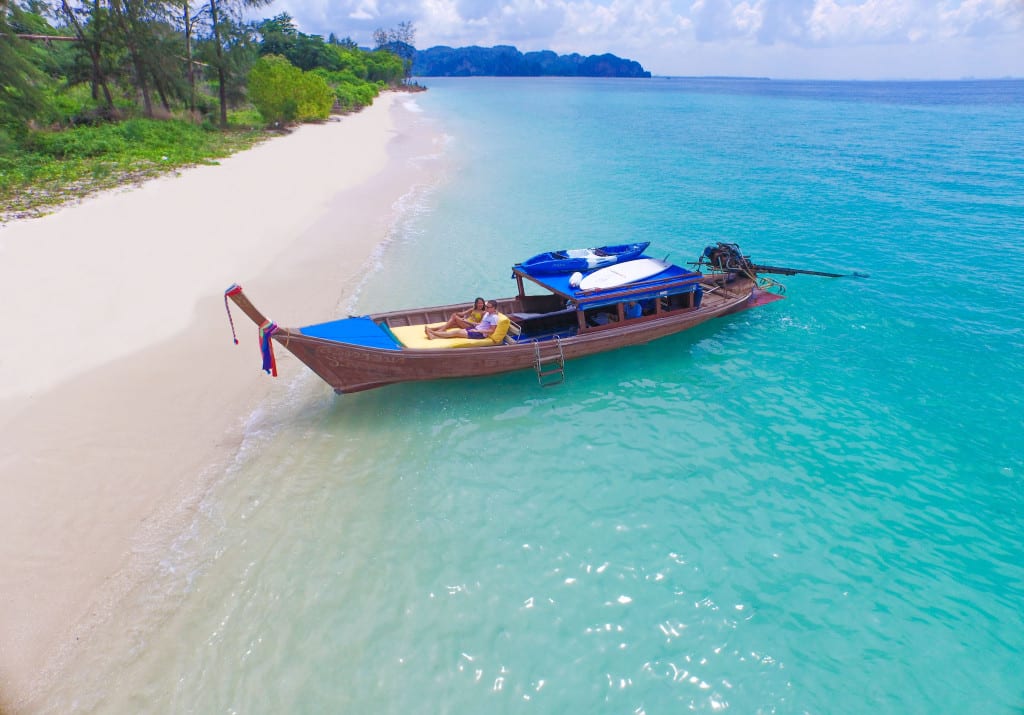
left=532, top=337, right=566, bottom=386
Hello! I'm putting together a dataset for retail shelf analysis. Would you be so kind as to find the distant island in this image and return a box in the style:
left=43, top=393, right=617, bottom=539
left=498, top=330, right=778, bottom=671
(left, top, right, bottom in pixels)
left=412, top=45, right=651, bottom=78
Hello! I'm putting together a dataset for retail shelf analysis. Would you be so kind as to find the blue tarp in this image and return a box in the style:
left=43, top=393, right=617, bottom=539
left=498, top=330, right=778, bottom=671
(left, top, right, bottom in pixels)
left=516, top=262, right=703, bottom=308
left=299, top=316, right=401, bottom=350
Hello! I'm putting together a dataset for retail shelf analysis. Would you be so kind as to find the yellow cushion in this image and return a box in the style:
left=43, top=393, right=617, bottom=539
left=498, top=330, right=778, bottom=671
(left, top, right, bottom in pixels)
left=390, top=324, right=498, bottom=349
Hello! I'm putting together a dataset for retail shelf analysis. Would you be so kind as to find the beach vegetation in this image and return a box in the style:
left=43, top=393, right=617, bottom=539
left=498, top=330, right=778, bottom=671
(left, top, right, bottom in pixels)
left=1, top=9, right=50, bottom=138
left=313, top=72, right=380, bottom=113
left=0, top=111, right=265, bottom=218
left=1, top=110, right=264, bottom=213
left=0, top=0, right=415, bottom=219
left=251, top=14, right=402, bottom=113
left=373, top=21, right=416, bottom=83
left=248, top=54, right=332, bottom=124
left=206, top=0, right=273, bottom=128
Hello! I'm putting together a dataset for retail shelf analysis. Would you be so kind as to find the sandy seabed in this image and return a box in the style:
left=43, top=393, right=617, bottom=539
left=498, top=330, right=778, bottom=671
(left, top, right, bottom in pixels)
left=0, top=92, right=444, bottom=712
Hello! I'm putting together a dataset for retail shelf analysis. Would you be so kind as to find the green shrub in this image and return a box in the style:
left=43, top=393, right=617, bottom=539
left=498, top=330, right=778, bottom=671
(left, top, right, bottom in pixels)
left=314, top=69, right=381, bottom=112
left=45, top=83, right=99, bottom=126
left=27, top=126, right=128, bottom=158
left=364, top=50, right=404, bottom=83
left=293, top=72, right=333, bottom=121
left=248, top=54, right=332, bottom=125
left=227, top=108, right=264, bottom=128
left=2, top=117, right=268, bottom=216
left=333, top=83, right=358, bottom=112
left=0, top=127, right=17, bottom=157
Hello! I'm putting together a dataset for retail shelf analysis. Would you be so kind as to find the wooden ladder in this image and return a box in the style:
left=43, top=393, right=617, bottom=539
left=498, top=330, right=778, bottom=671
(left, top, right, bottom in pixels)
left=533, top=337, right=566, bottom=387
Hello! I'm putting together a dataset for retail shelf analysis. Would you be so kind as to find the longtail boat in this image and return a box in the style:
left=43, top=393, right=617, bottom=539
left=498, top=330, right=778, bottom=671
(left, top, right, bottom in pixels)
left=224, top=243, right=855, bottom=394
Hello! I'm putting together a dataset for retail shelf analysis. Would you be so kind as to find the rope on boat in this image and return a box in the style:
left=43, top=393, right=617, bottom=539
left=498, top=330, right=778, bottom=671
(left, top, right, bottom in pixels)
left=224, top=283, right=243, bottom=344
left=756, top=275, right=786, bottom=295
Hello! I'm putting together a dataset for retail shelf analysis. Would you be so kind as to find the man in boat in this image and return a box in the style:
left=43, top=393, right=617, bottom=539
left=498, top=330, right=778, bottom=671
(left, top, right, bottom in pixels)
left=426, top=300, right=499, bottom=340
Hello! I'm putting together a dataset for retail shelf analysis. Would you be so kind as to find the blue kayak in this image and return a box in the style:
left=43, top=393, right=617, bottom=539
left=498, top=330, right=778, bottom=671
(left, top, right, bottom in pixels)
left=516, top=242, right=650, bottom=276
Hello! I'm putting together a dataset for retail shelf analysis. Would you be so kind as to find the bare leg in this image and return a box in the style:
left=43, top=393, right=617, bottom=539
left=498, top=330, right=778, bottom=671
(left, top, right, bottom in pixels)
left=426, top=327, right=469, bottom=340
left=428, top=313, right=466, bottom=334
left=446, top=314, right=474, bottom=330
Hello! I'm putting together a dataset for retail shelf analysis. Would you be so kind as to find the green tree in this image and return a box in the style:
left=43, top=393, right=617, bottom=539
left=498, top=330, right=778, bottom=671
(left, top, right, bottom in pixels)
left=363, top=48, right=402, bottom=83
left=58, top=0, right=116, bottom=112
left=326, top=32, right=357, bottom=49
left=208, top=0, right=268, bottom=127
left=330, top=44, right=366, bottom=79
left=372, top=20, right=414, bottom=82
left=256, top=13, right=339, bottom=72
left=182, top=0, right=207, bottom=114
left=0, top=17, right=48, bottom=137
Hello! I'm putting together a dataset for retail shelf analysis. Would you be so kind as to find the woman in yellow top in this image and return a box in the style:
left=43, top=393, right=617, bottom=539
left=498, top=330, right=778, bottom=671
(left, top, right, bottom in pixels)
left=427, top=300, right=499, bottom=340
left=427, top=296, right=486, bottom=334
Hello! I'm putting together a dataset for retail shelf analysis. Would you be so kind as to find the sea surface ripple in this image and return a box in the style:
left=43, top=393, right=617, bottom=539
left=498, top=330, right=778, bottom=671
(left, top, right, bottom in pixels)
left=43, top=78, right=1024, bottom=714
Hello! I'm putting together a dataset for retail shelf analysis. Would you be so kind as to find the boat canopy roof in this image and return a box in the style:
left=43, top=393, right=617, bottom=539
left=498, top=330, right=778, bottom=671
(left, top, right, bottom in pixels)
left=513, top=262, right=703, bottom=309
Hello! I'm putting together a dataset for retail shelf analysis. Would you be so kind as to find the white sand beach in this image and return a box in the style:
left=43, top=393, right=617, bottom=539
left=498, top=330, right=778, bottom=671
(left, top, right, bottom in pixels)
left=0, top=92, right=442, bottom=712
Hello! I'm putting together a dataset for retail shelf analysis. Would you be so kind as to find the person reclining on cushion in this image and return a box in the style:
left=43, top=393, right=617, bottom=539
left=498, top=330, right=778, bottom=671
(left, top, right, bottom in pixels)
left=427, top=300, right=499, bottom=340
left=426, top=296, right=486, bottom=335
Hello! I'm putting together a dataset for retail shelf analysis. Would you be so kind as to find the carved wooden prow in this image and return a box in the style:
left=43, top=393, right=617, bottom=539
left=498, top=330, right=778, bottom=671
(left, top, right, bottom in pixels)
left=225, top=284, right=270, bottom=327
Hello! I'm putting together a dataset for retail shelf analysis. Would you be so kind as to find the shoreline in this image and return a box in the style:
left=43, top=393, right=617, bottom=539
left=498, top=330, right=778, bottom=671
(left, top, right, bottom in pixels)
left=0, top=92, right=446, bottom=712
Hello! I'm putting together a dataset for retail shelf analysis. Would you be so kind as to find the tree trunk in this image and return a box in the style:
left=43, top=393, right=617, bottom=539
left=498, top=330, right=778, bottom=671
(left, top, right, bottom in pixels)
left=113, top=0, right=153, bottom=117
left=209, top=0, right=227, bottom=128
left=184, top=0, right=195, bottom=114
left=154, top=75, right=171, bottom=112
left=90, top=0, right=99, bottom=100
left=62, top=0, right=115, bottom=111
left=126, top=41, right=154, bottom=116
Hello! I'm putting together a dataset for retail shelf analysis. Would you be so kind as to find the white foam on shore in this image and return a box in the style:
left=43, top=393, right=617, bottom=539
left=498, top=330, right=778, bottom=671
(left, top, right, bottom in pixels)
left=400, top=97, right=423, bottom=113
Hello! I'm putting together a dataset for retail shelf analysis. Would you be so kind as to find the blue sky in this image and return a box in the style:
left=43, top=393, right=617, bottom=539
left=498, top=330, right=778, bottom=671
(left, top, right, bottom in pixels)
left=261, top=0, right=1024, bottom=79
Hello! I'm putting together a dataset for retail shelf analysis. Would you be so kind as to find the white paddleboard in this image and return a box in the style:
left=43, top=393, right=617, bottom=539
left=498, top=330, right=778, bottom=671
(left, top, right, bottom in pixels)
left=578, top=258, right=671, bottom=291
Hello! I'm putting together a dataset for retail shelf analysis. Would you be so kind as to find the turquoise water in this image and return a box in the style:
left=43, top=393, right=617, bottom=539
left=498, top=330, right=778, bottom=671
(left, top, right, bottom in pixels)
left=55, top=79, right=1024, bottom=713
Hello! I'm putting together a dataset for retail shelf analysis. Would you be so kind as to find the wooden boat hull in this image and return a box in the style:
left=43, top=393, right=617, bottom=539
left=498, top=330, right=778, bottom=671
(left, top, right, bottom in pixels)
left=244, top=277, right=779, bottom=393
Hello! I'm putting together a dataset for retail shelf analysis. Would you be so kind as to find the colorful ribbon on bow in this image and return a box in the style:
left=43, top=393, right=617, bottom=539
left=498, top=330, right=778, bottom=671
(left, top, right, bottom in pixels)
left=225, top=284, right=279, bottom=378
left=259, top=320, right=279, bottom=377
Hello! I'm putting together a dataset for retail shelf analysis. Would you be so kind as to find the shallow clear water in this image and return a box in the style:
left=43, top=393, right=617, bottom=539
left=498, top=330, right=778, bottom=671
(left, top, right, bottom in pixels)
left=51, top=78, right=1024, bottom=713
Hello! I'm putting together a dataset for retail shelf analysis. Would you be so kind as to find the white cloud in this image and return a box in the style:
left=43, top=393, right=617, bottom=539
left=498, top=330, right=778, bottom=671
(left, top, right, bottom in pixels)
left=805, top=0, right=1024, bottom=46
left=731, top=2, right=764, bottom=37
left=349, top=0, right=379, bottom=21
left=562, top=0, right=692, bottom=50
left=807, top=0, right=916, bottom=44
left=938, top=0, right=1024, bottom=38
left=261, top=0, right=1024, bottom=78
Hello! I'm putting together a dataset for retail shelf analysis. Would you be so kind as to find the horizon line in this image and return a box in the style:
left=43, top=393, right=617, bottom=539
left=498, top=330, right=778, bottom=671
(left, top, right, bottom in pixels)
left=650, top=74, right=1023, bottom=82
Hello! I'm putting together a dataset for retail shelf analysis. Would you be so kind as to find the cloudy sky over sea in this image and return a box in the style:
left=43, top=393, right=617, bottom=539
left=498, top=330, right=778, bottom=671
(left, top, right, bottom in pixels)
left=261, top=0, right=1024, bottom=79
